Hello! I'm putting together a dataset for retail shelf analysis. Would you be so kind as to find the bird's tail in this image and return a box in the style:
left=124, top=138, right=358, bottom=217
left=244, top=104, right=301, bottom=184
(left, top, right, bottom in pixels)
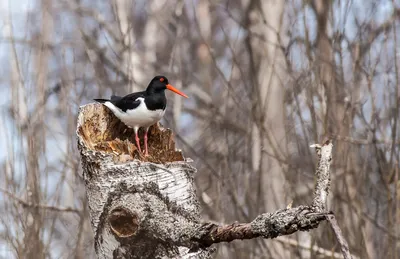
left=93, top=98, right=109, bottom=103
left=110, top=95, right=122, bottom=102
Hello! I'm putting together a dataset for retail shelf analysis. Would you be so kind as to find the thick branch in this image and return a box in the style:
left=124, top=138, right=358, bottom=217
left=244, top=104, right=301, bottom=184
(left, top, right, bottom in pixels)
left=191, top=206, right=328, bottom=250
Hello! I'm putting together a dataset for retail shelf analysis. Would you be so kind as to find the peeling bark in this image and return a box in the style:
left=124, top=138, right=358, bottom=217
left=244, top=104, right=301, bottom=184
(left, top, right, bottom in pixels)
left=77, top=103, right=338, bottom=259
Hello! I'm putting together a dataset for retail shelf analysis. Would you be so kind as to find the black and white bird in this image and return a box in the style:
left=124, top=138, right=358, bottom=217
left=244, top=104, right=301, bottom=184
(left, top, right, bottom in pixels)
left=94, top=75, right=188, bottom=156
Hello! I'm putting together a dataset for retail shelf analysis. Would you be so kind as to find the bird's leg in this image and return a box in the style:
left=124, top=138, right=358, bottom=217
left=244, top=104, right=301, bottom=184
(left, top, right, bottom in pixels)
left=134, top=128, right=142, bottom=153
left=144, top=127, right=149, bottom=157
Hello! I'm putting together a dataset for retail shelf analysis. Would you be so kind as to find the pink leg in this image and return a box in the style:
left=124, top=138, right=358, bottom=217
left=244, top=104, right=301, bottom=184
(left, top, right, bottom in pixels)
left=134, top=130, right=142, bottom=153
left=144, top=128, right=149, bottom=156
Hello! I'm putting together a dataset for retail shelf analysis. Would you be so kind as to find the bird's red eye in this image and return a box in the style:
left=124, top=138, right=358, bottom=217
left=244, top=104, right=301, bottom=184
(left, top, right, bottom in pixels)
left=160, top=78, right=164, bottom=82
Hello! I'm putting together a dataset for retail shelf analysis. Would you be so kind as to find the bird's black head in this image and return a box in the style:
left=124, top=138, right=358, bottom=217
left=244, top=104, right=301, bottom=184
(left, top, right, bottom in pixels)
left=147, top=76, right=169, bottom=93
left=146, top=75, right=188, bottom=98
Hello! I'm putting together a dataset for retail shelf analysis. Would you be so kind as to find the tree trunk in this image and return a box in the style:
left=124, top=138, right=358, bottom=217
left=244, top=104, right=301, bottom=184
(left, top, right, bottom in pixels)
left=77, top=103, right=208, bottom=258
left=113, top=0, right=145, bottom=91
left=246, top=0, right=290, bottom=257
left=76, top=103, right=337, bottom=259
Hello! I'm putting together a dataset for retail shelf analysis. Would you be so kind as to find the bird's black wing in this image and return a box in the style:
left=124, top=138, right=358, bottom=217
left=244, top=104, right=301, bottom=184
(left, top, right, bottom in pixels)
left=112, top=91, right=146, bottom=112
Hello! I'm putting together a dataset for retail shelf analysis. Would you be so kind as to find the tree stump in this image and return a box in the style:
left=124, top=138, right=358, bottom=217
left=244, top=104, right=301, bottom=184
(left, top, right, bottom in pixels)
left=77, top=103, right=211, bottom=258
left=77, top=103, right=340, bottom=259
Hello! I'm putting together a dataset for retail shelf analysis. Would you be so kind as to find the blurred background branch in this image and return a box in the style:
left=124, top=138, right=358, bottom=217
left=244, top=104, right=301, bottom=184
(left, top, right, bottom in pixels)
left=0, top=0, right=399, bottom=258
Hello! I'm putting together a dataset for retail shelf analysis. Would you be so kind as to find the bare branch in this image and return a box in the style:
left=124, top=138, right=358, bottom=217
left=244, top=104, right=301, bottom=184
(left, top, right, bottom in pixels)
left=327, top=214, right=353, bottom=259
left=191, top=207, right=328, bottom=250
left=0, top=188, right=81, bottom=214
left=311, top=140, right=333, bottom=212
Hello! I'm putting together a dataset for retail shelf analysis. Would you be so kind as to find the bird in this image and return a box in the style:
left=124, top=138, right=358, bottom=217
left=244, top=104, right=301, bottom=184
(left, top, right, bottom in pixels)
left=94, top=75, right=188, bottom=156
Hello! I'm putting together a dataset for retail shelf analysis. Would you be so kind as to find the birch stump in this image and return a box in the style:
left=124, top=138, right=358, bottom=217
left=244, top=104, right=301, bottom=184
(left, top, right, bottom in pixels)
left=77, top=103, right=342, bottom=259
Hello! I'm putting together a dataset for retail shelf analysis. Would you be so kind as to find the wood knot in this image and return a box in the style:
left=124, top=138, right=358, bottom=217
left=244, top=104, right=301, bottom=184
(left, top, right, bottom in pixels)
left=108, top=207, right=139, bottom=238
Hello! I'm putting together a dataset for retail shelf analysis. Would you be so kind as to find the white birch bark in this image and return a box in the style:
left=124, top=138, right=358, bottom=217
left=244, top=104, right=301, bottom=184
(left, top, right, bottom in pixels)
left=76, top=104, right=336, bottom=259
left=77, top=104, right=212, bottom=259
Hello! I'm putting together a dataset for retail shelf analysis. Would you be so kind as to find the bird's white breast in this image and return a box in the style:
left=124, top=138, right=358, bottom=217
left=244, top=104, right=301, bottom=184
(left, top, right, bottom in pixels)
left=104, top=98, right=165, bottom=129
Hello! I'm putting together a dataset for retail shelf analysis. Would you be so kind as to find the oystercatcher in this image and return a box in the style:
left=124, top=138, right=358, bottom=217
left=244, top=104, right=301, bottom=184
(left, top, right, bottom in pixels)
left=94, top=75, right=188, bottom=156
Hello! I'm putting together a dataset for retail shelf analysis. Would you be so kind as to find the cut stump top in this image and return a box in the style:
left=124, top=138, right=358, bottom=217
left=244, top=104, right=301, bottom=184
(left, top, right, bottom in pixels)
left=77, top=103, right=185, bottom=164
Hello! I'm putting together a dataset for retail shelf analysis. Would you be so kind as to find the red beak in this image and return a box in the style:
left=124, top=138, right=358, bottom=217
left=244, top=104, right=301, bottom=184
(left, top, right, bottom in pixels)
left=166, top=84, right=188, bottom=98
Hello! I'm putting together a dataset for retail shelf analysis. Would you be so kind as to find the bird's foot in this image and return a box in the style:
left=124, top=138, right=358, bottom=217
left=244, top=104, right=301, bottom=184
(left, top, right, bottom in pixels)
left=136, top=150, right=146, bottom=159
